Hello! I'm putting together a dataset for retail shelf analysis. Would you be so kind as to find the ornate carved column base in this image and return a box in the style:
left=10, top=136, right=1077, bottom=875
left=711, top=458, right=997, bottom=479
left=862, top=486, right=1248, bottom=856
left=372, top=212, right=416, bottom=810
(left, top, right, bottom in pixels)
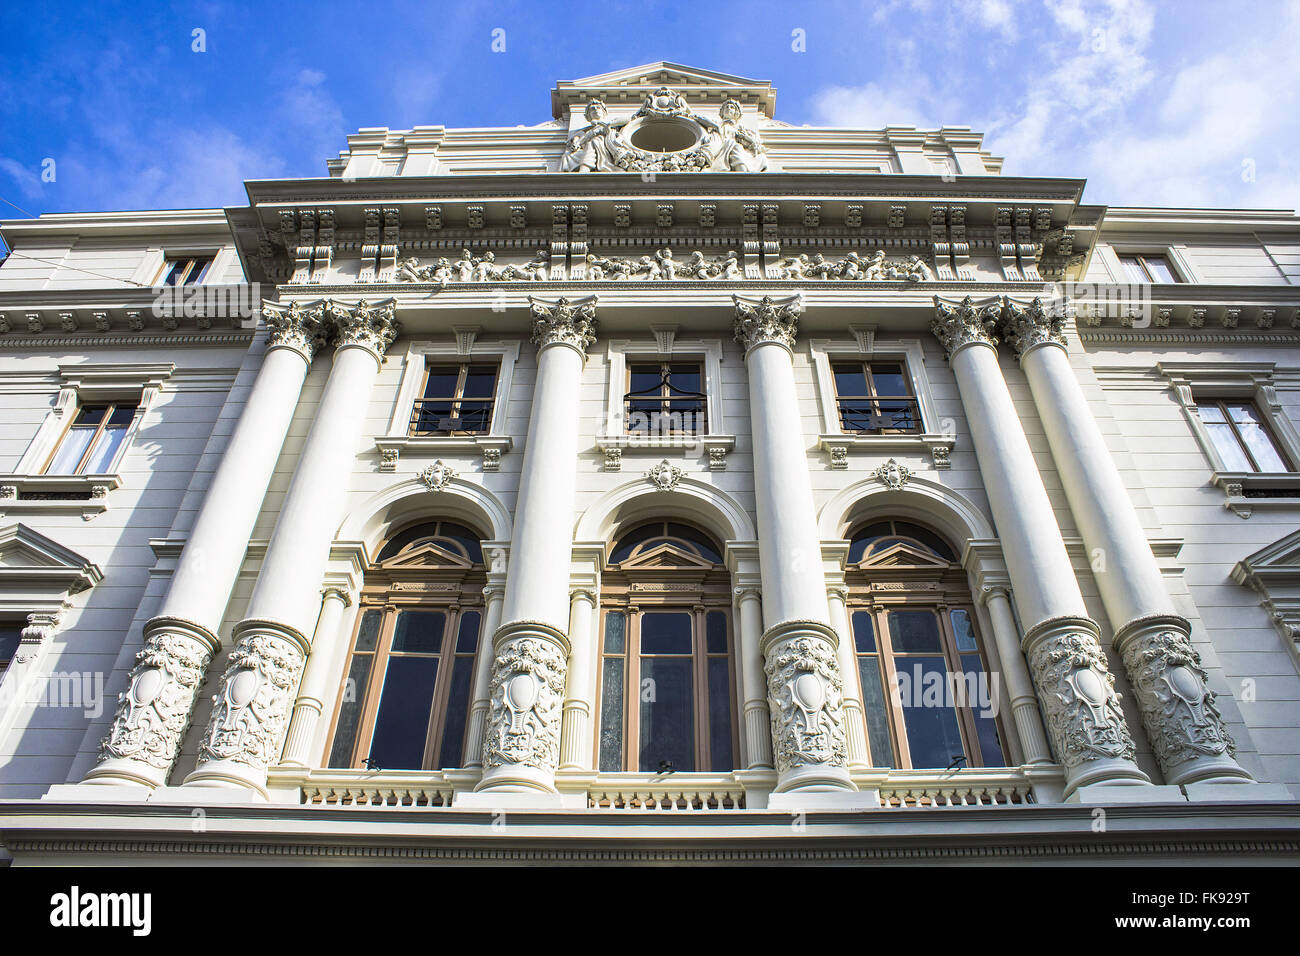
left=760, top=621, right=856, bottom=793
left=84, top=617, right=218, bottom=790
left=181, top=619, right=308, bottom=797
left=1022, top=616, right=1150, bottom=795
left=475, top=620, right=571, bottom=794
left=1114, top=614, right=1253, bottom=786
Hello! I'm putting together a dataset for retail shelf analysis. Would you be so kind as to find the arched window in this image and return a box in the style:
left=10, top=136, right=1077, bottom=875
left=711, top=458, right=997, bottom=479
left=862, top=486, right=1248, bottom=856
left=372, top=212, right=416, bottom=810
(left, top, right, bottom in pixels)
left=597, top=521, right=737, bottom=772
left=327, top=520, right=486, bottom=771
left=846, top=519, right=1007, bottom=770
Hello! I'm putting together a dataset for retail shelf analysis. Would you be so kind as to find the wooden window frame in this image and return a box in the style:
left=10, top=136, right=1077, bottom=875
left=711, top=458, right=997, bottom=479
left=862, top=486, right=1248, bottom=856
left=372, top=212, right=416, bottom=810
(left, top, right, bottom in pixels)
left=326, top=600, right=484, bottom=771
left=408, top=361, right=500, bottom=437
left=1196, top=397, right=1292, bottom=473
left=1116, top=252, right=1181, bottom=283
left=623, top=361, right=708, bottom=437
left=40, top=400, right=138, bottom=476
left=155, top=255, right=214, bottom=286
left=830, top=359, right=922, bottom=435
left=596, top=604, right=737, bottom=773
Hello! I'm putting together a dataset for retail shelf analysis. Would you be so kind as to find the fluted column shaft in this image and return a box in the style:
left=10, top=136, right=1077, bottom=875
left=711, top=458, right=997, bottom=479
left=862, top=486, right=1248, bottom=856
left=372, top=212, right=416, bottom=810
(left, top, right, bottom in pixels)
left=826, top=584, right=870, bottom=770
left=183, top=300, right=398, bottom=795
left=464, top=580, right=506, bottom=769
left=86, top=301, right=327, bottom=789
left=1003, top=299, right=1251, bottom=785
left=932, top=297, right=1149, bottom=796
left=559, top=588, right=598, bottom=771
left=279, top=586, right=352, bottom=767
left=981, top=585, right=1053, bottom=765
left=476, top=297, right=595, bottom=794
left=735, top=295, right=854, bottom=794
left=733, top=585, right=772, bottom=769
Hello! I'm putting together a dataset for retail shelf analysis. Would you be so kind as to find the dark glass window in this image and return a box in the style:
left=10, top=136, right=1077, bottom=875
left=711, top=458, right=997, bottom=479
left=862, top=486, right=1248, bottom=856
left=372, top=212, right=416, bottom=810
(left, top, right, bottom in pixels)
left=831, top=361, right=921, bottom=434
left=625, top=362, right=707, bottom=436
left=410, top=363, right=499, bottom=436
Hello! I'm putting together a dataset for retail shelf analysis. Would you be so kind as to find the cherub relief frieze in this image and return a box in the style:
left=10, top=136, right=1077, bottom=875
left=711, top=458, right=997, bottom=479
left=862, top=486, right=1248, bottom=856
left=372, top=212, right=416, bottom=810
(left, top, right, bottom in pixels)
left=395, top=247, right=935, bottom=284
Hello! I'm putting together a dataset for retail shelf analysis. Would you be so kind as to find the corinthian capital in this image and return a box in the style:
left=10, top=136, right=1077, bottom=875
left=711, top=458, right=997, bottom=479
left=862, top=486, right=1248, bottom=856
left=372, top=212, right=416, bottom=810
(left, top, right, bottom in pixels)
left=1001, top=297, right=1068, bottom=356
left=329, top=298, right=400, bottom=360
left=733, top=293, right=803, bottom=352
left=931, top=295, right=1000, bottom=358
left=262, top=299, right=328, bottom=362
left=529, top=295, right=598, bottom=355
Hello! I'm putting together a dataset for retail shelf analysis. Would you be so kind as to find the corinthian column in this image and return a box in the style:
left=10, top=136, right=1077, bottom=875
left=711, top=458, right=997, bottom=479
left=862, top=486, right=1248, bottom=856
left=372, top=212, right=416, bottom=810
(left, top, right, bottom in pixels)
left=1001, top=297, right=1252, bottom=786
left=181, top=300, right=399, bottom=796
left=84, top=301, right=327, bottom=790
left=932, top=297, right=1149, bottom=797
left=470, top=297, right=595, bottom=798
left=734, top=295, right=856, bottom=796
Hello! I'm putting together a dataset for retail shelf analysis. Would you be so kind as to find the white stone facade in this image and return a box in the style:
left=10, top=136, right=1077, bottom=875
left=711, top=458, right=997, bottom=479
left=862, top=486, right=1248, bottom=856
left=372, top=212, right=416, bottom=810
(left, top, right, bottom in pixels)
left=0, top=63, right=1297, bottom=863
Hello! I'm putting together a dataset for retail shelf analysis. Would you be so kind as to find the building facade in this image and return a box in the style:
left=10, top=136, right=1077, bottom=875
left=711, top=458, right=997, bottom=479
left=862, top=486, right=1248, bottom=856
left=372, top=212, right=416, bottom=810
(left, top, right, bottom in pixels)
left=0, top=63, right=1298, bottom=863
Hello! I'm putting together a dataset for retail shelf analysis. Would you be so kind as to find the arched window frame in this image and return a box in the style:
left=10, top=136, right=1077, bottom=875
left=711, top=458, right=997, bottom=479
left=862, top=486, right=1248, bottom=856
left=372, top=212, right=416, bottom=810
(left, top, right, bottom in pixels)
left=325, top=520, right=488, bottom=772
left=596, top=521, right=739, bottom=773
left=845, top=519, right=1008, bottom=770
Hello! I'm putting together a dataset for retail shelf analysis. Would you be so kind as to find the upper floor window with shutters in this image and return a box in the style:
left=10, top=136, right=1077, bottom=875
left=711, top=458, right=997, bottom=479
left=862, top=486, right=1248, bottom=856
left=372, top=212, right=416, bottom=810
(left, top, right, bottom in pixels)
left=831, top=360, right=921, bottom=434
left=409, top=363, right=499, bottom=436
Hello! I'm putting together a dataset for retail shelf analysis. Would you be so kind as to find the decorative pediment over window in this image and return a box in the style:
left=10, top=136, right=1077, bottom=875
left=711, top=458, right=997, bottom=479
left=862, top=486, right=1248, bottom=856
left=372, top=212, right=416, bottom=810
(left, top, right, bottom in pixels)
left=0, top=522, right=102, bottom=605
left=857, top=540, right=952, bottom=571
left=619, top=541, right=718, bottom=571
left=376, top=541, right=475, bottom=572
left=1231, top=529, right=1300, bottom=658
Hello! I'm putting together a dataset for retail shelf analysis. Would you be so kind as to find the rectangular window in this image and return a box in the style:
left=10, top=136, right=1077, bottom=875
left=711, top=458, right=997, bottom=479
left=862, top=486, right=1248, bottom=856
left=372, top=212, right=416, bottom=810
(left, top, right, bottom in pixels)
left=1197, top=399, right=1291, bottom=472
left=625, top=362, right=707, bottom=436
left=1117, top=253, right=1179, bottom=283
left=0, top=622, right=22, bottom=675
left=832, top=361, right=921, bottom=434
left=158, top=256, right=214, bottom=286
left=43, top=402, right=137, bottom=475
left=409, top=363, right=499, bottom=436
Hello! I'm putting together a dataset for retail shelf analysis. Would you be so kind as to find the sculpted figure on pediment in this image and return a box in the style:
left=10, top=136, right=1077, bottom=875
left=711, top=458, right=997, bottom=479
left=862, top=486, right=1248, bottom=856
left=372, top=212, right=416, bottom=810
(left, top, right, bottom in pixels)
left=698, top=99, right=770, bottom=172
left=560, top=99, right=630, bottom=173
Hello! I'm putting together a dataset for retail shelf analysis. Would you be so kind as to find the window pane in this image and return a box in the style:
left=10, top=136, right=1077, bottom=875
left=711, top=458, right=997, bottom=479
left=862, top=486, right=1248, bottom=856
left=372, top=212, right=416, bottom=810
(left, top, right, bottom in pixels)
left=640, top=612, right=692, bottom=654
left=668, top=364, right=701, bottom=394
left=82, top=425, right=128, bottom=474
left=870, top=364, right=908, bottom=397
left=46, top=427, right=96, bottom=475
left=1143, top=256, right=1177, bottom=283
left=598, top=657, right=624, bottom=771
left=896, top=657, right=967, bottom=768
left=666, top=523, right=722, bottom=563
left=707, top=657, right=733, bottom=771
left=354, top=609, right=383, bottom=651
left=603, top=611, right=626, bottom=653
left=1195, top=403, right=1226, bottom=424
left=848, top=522, right=891, bottom=563
left=857, top=656, right=894, bottom=767
left=639, top=656, right=695, bottom=772
left=422, top=366, right=460, bottom=398
left=628, top=366, right=663, bottom=394
left=462, top=365, right=498, bottom=398
left=438, top=655, right=476, bottom=768
left=392, top=610, right=444, bottom=653
left=368, top=657, right=439, bottom=770
left=1118, top=255, right=1147, bottom=283
left=1203, top=422, right=1253, bottom=471
left=950, top=608, right=977, bottom=651
left=327, top=656, right=373, bottom=768
left=107, top=405, right=137, bottom=426
left=185, top=258, right=212, bottom=284
left=962, top=653, right=1005, bottom=766
left=611, top=523, right=662, bottom=563
left=832, top=364, right=868, bottom=397
left=706, top=611, right=727, bottom=654
left=894, top=522, right=956, bottom=560
left=888, top=610, right=943, bottom=653
left=1228, top=404, right=1289, bottom=471
left=0, top=624, right=23, bottom=665
left=455, top=610, right=481, bottom=653
left=852, top=611, right=876, bottom=652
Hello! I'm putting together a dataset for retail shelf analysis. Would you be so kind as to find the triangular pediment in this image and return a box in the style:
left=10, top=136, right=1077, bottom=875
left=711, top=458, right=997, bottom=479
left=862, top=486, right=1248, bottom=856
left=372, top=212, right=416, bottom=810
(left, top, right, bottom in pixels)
left=552, top=61, right=776, bottom=118
left=618, top=541, right=717, bottom=570
left=377, top=541, right=474, bottom=571
left=1233, top=528, right=1300, bottom=589
left=0, top=523, right=102, bottom=592
left=858, top=540, right=952, bottom=570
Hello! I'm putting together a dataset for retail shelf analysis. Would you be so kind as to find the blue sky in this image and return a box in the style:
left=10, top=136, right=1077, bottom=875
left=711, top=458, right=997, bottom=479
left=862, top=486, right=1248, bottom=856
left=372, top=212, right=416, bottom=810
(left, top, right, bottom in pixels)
left=2, top=0, right=1298, bottom=237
